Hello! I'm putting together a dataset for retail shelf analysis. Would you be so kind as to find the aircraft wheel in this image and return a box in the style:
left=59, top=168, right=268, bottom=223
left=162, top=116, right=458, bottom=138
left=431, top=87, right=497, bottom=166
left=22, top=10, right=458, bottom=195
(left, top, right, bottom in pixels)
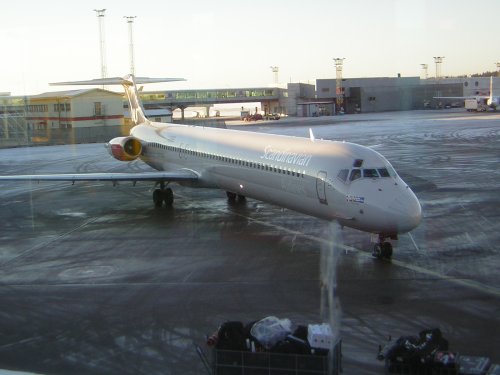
left=226, top=191, right=237, bottom=202
left=163, top=188, right=174, bottom=207
left=237, top=194, right=246, bottom=202
left=382, top=242, right=393, bottom=259
left=372, top=243, right=383, bottom=259
left=153, top=189, right=163, bottom=207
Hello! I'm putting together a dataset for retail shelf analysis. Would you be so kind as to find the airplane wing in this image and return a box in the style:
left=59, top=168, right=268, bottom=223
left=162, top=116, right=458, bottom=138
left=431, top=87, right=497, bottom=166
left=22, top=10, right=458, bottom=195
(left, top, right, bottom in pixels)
left=0, top=170, right=198, bottom=184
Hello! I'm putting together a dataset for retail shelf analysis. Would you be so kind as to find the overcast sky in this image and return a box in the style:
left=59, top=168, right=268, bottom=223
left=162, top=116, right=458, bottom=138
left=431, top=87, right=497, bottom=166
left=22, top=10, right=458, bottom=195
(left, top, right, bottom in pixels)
left=2, top=0, right=498, bottom=95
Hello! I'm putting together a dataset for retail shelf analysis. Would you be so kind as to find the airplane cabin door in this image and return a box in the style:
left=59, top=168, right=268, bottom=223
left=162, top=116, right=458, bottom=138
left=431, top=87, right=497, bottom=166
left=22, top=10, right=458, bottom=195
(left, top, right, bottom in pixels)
left=316, top=171, right=328, bottom=205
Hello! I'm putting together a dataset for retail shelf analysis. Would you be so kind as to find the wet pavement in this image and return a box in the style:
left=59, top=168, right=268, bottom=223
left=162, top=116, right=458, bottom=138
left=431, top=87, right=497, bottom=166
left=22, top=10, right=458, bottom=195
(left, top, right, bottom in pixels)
left=0, top=109, right=499, bottom=374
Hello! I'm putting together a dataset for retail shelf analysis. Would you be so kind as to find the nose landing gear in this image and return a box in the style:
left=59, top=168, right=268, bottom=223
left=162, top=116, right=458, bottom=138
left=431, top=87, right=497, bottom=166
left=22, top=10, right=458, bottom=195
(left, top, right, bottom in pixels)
left=372, top=235, right=393, bottom=259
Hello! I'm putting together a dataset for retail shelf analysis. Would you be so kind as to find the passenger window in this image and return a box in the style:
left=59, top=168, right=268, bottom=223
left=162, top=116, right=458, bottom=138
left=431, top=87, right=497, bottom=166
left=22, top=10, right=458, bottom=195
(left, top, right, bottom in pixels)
left=337, top=169, right=349, bottom=182
left=349, top=169, right=362, bottom=181
left=363, top=169, right=379, bottom=178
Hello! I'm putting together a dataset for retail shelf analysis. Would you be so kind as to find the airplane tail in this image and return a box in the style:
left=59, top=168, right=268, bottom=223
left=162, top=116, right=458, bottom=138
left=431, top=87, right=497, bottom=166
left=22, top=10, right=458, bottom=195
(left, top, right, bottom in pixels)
left=51, top=75, right=186, bottom=126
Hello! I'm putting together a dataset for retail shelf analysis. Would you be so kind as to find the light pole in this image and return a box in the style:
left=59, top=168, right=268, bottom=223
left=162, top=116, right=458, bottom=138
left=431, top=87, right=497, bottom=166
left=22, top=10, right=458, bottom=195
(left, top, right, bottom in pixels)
left=270, top=66, right=279, bottom=85
left=433, top=56, right=445, bottom=80
left=124, top=16, right=137, bottom=76
left=94, top=9, right=107, bottom=85
left=333, top=58, right=345, bottom=112
left=420, top=64, right=428, bottom=80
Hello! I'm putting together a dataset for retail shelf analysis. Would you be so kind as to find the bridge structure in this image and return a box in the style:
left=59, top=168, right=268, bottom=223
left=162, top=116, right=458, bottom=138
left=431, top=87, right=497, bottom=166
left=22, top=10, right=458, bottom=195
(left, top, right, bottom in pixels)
left=138, top=86, right=284, bottom=119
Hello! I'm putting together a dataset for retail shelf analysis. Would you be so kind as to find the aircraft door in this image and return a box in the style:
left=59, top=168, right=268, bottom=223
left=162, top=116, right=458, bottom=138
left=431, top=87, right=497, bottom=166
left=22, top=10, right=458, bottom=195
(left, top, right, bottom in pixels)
left=316, top=171, right=328, bottom=205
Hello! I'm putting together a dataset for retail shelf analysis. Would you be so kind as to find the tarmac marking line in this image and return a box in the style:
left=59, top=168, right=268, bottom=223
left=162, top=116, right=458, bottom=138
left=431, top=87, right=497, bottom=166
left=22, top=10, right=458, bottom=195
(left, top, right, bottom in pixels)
left=407, top=232, right=421, bottom=252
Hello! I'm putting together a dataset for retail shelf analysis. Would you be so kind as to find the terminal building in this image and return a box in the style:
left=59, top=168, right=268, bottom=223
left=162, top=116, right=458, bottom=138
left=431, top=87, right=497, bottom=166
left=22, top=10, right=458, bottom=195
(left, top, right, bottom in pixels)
left=1, top=76, right=498, bottom=147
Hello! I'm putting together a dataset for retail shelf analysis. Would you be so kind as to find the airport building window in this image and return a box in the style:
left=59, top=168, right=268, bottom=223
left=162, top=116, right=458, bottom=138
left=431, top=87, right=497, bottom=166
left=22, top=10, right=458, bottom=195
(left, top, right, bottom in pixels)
left=94, top=102, right=102, bottom=116
left=54, top=104, right=66, bottom=112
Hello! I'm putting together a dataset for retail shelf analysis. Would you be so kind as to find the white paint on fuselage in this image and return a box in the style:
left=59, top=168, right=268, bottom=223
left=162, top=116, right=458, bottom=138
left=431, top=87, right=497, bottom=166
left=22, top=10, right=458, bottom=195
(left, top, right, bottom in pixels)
left=131, top=121, right=421, bottom=235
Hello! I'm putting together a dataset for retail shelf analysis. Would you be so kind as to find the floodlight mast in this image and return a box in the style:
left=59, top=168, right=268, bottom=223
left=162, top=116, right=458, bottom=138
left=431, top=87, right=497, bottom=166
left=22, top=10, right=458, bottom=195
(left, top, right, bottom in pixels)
left=433, top=56, right=445, bottom=80
left=124, top=16, right=137, bottom=76
left=333, top=58, right=345, bottom=112
left=270, top=66, right=279, bottom=85
left=94, top=9, right=107, bottom=87
left=420, top=64, right=428, bottom=80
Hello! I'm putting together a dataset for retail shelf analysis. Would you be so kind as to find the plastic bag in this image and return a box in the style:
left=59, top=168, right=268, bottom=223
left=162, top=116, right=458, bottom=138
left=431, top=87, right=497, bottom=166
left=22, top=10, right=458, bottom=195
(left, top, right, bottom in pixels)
left=250, top=316, right=292, bottom=349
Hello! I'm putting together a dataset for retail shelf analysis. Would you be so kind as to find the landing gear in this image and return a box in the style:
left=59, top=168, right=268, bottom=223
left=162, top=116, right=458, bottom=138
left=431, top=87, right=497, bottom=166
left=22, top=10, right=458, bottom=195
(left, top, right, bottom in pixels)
left=226, top=191, right=246, bottom=203
left=372, top=235, right=393, bottom=260
left=153, top=182, right=173, bottom=208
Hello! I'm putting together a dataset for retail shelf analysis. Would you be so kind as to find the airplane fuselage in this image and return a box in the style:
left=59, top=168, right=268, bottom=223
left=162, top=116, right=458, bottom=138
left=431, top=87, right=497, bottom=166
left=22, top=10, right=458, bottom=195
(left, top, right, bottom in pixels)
left=131, top=122, right=422, bottom=236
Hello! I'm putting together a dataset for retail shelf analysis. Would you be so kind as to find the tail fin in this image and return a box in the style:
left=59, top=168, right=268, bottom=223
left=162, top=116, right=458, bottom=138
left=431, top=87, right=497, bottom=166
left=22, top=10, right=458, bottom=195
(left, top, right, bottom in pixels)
left=51, top=74, right=186, bottom=125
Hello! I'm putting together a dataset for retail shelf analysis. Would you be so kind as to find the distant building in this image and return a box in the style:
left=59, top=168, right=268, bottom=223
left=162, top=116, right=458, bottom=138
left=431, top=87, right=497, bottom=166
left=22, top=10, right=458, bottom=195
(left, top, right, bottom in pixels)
left=316, top=76, right=464, bottom=113
left=1, top=94, right=28, bottom=147
left=3, top=75, right=496, bottom=148
left=425, top=76, right=500, bottom=97
left=1, top=88, right=127, bottom=147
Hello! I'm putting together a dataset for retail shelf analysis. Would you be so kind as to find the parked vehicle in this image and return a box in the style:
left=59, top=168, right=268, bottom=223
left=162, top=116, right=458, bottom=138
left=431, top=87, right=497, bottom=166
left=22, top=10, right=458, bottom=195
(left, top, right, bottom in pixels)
left=266, top=113, right=281, bottom=120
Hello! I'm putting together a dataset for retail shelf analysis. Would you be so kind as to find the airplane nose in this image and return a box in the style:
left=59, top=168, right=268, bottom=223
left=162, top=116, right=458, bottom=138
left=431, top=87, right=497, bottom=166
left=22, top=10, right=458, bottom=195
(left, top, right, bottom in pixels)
left=387, top=187, right=422, bottom=233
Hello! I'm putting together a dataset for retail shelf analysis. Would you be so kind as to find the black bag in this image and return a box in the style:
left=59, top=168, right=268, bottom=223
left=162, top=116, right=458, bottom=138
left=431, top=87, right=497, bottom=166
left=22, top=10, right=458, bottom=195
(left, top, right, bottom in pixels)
left=416, top=328, right=449, bottom=364
left=216, top=321, right=248, bottom=351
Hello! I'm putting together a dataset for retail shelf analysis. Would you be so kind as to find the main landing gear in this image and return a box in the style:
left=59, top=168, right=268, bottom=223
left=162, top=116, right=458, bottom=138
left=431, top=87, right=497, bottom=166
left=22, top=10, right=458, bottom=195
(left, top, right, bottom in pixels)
left=153, top=182, right=173, bottom=208
left=372, top=234, right=393, bottom=260
left=226, top=191, right=246, bottom=203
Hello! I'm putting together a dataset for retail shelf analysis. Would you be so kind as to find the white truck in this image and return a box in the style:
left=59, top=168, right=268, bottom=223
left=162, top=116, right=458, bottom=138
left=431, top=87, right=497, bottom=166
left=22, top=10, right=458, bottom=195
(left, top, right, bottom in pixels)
left=465, top=98, right=487, bottom=112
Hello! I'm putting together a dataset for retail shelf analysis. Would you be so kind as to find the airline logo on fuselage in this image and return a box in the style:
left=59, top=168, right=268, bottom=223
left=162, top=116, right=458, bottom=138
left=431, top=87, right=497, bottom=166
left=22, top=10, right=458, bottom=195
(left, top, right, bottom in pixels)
left=260, top=146, right=312, bottom=167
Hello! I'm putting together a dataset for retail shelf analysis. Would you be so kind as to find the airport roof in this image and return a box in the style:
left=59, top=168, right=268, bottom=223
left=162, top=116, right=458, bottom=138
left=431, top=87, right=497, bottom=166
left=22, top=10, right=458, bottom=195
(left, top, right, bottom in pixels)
left=30, top=88, right=122, bottom=99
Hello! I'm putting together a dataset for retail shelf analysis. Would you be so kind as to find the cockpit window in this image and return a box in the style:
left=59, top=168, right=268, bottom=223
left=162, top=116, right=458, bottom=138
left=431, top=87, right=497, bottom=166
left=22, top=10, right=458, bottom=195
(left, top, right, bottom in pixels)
left=337, top=169, right=349, bottom=182
left=340, top=166, right=395, bottom=184
left=378, top=168, right=390, bottom=177
left=349, top=169, right=362, bottom=181
left=363, top=169, right=379, bottom=178
left=387, top=165, right=397, bottom=177
left=353, top=159, right=363, bottom=168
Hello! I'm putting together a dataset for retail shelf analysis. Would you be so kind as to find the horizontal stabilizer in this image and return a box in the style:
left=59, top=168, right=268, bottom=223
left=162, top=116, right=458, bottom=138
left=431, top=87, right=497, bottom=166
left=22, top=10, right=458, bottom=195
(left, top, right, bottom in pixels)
left=50, top=74, right=186, bottom=125
left=50, top=76, right=186, bottom=87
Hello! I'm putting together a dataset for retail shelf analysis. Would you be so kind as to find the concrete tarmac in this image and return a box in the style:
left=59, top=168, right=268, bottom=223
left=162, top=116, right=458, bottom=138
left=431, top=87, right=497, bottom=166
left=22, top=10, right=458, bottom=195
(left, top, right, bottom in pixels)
left=0, top=109, right=498, bottom=374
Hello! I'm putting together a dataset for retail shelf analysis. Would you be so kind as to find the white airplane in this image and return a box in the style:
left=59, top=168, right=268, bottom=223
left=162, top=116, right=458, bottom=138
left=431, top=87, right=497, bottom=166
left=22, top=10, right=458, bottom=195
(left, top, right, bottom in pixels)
left=0, top=75, right=422, bottom=259
left=434, top=76, right=499, bottom=111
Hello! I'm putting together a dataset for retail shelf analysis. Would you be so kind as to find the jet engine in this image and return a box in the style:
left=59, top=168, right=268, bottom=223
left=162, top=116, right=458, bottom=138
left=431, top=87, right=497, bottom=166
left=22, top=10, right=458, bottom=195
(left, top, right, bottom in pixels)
left=106, top=136, right=143, bottom=161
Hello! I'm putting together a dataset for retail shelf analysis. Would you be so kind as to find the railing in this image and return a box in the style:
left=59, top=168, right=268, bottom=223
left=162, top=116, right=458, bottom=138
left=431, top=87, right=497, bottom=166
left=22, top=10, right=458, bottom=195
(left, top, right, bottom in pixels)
left=210, top=341, right=341, bottom=375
